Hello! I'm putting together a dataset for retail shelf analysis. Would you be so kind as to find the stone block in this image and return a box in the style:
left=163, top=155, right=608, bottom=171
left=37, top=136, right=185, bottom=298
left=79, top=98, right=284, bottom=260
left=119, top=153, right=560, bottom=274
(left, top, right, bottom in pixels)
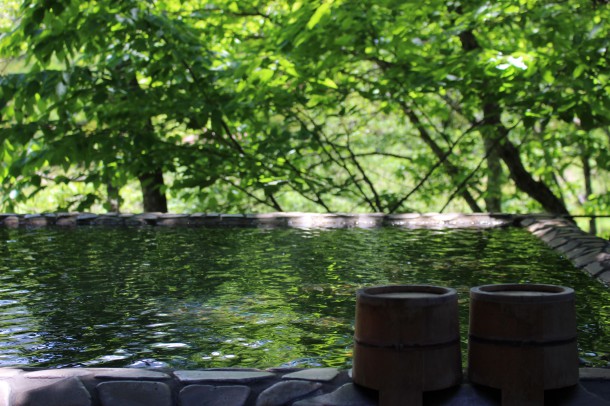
left=548, top=237, right=569, bottom=249
left=23, top=215, right=47, bottom=227
left=56, top=216, right=77, bottom=227
left=282, top=368, right=339, bottom=382
left=89, top=368, right=171, bottom=380
left=580, top=368, right=610, bottom=380
left=180, top=385, right=250, bottom=406
left=11, top=377, right=91, bottom=406
left=174, top=370, right=275, bottom=384
left=256, top=380, right=322, bottom=406
left=0, top=381, right=9, bottom=406
left=97, top=380, right=171, bottom=406
left=584, top=262, right=609, bottom=277
left=598, top=271, right=610, bottom=285
left=92, top=216, right=124, bottom=226
left=292, top=383, right=376, bottom=406
left=573, top=251, right=606, bottom=268
left=24, top=369, right=91, bottom=379
left=2, top=216, right=19, bottom=228
left=0, top=369, right=21, bottom=378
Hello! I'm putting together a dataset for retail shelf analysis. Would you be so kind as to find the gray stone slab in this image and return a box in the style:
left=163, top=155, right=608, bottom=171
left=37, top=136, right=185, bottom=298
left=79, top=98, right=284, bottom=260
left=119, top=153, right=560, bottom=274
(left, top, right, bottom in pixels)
left=556, top=240, right=583, bottom=254
left=293, top=383, right=376, bottom=406
left=567, top=247, right=600, bottom=262
left=0, top=381, right=9, bottom=406
left=539, top=229, right=559, bottom=242
left=580, top=368, right=610, bottom=380
left=527, top=222, right=551, bottom=233
left=573, top=251, right=607, bottom=268
left=2, top=216, right=19, bottom=227
left=282, top=368, right=339, bottom=382
left=11, top=377, right=91, bottom=406
left=174, top=370, right=275, bottom=383
left=0, top=369, right=21, bottom=378
left=584, top=261, right=610, bottom=277
left=598, top=271, right=610, bottom=285
left=24, top=368, right=92, bottom=379
left=533, top=227, right=556, bottom=238
left=256, top=380, right=322, bottom=406
left=97, top=380, right=171, bottom=406
left=548, top=237, right=569, bottom=249
left=90, top=368, right=171, bottom=380
left=180, top=385, right=251, bottom=406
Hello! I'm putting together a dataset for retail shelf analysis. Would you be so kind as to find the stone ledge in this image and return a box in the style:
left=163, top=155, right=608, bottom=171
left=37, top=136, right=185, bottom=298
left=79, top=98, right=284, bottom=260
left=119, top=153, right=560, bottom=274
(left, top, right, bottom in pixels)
left=519, top=215, right=610, bottom=288
left=0, top=367, right=608, bottom=405
left=0, top=212, right=516, bottom=229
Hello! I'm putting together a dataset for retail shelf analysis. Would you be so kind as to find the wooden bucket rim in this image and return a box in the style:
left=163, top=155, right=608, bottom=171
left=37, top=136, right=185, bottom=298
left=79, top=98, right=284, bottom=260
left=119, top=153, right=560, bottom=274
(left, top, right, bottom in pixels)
left=357, top=284, right=457, bottom=305
left=470, top=283, right=574, bottom=303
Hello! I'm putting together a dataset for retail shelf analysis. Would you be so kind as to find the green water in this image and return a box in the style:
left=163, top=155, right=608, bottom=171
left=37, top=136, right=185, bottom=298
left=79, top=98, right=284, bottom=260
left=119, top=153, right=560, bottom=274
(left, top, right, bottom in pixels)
left=0, top=226, right=608, bottom=369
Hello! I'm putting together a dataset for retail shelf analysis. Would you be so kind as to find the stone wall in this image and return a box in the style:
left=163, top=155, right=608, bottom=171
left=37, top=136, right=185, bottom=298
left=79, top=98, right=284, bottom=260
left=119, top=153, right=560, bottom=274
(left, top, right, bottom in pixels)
left=1, top=366, right=609, bottom=406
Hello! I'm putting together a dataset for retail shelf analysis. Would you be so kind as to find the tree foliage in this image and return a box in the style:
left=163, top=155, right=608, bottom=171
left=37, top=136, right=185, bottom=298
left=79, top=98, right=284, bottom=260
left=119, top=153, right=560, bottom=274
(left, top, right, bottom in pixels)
left=1, top=0, right=609, bottom=215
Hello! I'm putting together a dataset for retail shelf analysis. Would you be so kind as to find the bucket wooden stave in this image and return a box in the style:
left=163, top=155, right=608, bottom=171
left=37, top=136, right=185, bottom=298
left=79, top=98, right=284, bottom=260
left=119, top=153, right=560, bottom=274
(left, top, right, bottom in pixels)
left=468, top=283, right=579, bottom=405
left=352, top=285, right=462, bottom=405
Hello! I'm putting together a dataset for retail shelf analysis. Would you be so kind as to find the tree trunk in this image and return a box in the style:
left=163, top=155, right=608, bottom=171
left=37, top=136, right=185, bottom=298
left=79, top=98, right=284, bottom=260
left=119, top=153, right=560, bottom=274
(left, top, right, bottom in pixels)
left=582, top=151, right=596, bottom=234
left=401, top=106, right=483, bottom=213
left=483, top=104, right=569, bottom=215
left=106, top=183, right=121, bottom=213
left=496, top=140, right=569, bottom=214
left=458, top=27, right=569, bottom=215
left=139, top=171, right=168, bottom=212
left=484, top=136, right=503, bottom=212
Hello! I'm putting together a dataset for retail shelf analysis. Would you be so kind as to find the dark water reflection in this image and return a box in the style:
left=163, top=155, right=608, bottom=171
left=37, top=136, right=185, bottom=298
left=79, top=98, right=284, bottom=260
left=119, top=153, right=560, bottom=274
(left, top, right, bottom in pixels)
left=0, top=227, right=608, bottom=369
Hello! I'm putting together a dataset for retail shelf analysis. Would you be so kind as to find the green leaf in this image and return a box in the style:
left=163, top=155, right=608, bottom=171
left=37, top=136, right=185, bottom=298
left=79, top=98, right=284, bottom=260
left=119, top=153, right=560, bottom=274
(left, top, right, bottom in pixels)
left=307, top=2, right=332, bottom=30
left=572, top=65, right=585, bottom=79
left=319, top=77, right=338, bottom=89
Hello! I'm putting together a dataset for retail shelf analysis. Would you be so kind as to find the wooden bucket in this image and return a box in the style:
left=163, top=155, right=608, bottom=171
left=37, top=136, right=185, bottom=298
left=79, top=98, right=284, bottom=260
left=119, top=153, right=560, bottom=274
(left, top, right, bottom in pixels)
left=352, top=285, right=462, bottom=406
left=468, top=284, right=579, bottom=406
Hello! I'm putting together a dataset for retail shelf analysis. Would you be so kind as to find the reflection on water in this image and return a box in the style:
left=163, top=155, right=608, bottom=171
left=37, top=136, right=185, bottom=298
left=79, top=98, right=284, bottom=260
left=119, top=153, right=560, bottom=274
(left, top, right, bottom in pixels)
left=0, top=227, right=608, bottom=369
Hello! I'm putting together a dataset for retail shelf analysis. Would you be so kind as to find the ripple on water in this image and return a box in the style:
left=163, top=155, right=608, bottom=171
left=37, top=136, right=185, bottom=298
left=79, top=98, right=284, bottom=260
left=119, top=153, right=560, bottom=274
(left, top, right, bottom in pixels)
left=0, top=226, right=608, bottom=369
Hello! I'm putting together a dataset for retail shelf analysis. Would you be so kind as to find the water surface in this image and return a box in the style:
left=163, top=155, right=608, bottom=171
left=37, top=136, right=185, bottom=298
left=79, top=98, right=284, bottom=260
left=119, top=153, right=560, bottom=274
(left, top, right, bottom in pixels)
left=0, top=226, right=608, bottom=369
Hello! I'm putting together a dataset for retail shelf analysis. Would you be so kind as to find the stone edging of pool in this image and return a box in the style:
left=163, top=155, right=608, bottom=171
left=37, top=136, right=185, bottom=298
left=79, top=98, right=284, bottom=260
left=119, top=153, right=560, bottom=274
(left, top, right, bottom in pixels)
left=0, top=366, right=609, bottom=406
left=1, top=212, right=608, bottom=287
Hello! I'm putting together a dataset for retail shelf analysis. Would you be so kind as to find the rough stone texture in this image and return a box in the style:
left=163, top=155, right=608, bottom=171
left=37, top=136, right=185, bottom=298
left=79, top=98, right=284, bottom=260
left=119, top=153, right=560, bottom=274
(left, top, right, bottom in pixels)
left=97, top=380, right=171, bottom=406
left=574, top=251, right=609, bottom=268
left=292, top=383, right=377, bottom=406
left=256, top=381, right=322, bottom=406
left=174, top=370, right=275, bottom=384
left=0, top=369, right=21, bottom=378
left=11, top=377, right=91, bottom=406
left=0, top=367, right=607, bottom=405
left=584, top=261, right=610, bottom=277
left=548, top=237, right=569, bottom=249
left=2, top=215, right=19, bottom=228
left=580, top=368, right=610, bottom=380
left=56, top=216, right=77, bottom=227
left=180, top=385, right=251, bottom=406
left=0, top=212, right=516, bottom=230
left=598, top=271, right=610, bottom=284
left=24, top=368, right=92, bottom=379
left=90, top=368, right=171, bottom=380
left=282, top=368, right=339, bottom=382
left=524, top=216, right=610, bottom=287
left=0, top=381, right=9, bottom=406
